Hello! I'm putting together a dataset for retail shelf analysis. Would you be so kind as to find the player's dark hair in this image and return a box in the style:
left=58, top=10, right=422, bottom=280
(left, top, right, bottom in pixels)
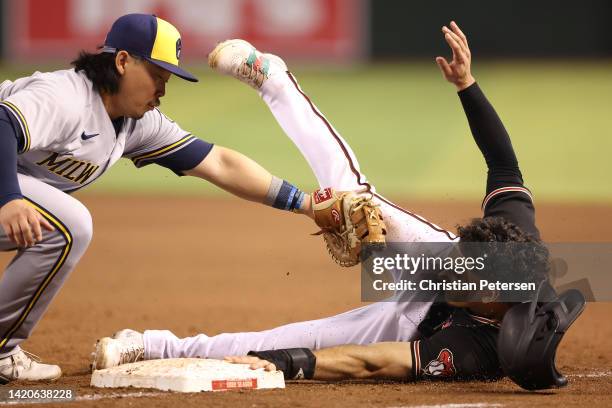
left=457, top=217, right=550, bottom=301
left=71, top=48, right=143, bottom=95
left=457, top=217, right=537, bottom=243
left=71, top=50, right=121, bottom=94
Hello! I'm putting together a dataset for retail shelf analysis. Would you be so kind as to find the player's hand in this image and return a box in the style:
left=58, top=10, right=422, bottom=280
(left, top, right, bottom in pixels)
left=435, top=21, right=476, bottom=91
left=224, top=355, right=277, bottom=372
left=0, top=199, right=55, bottom=247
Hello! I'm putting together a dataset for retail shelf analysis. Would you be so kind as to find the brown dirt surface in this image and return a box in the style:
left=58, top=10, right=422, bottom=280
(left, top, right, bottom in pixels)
left=1, top=195, right=611, bottom=407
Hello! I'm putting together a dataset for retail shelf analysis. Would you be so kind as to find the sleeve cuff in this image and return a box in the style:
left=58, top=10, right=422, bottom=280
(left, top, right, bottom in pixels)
left=481, top=186, right=533, bottom=211
left=457, top=82, right=480, bottom=97
left=0, top=193, right=23, bottom=208
left=150, top=138, right=214, bottom=176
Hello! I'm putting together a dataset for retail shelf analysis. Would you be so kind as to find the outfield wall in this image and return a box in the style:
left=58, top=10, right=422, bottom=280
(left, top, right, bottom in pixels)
left=1, top=1, right=610, bottom=62
left=371, top=0, right=612, bottom=58
left=0, top=0, right=367, bottom=62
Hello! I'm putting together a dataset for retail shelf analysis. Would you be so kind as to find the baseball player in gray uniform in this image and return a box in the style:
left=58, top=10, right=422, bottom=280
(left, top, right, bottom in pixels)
left=0, top=14, right=316, bottom=383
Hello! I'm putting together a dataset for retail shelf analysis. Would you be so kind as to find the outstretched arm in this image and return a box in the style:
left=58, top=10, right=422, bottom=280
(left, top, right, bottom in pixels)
left=437, top=22, right=538, bottom=237
left=436, top=22, right=523, bottom=193
left=312, top=342, right=412, bottom=380
left=184, top=145, right=313, bottom=218
left=226, top=342, right=413, bottom=381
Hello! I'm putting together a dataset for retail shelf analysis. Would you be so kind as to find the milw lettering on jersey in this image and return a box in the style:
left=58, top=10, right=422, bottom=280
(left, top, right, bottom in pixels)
left=36, top=153, right=99, bottom=184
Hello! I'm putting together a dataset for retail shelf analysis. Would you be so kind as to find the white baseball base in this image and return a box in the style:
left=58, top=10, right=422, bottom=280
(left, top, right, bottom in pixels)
left=90, top=358, right=285, bottom=392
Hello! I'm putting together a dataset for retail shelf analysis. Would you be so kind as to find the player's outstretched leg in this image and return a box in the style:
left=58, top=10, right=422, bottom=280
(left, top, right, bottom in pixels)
left=209, top=39, right=367, bottom=192
left=209, top=40, right=456, bottom=245
left=92, top=300, right=430, bottom=367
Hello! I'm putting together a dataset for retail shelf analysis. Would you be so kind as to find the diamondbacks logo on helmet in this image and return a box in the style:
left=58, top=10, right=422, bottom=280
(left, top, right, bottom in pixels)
left=423, top=349, right=456, bottom=378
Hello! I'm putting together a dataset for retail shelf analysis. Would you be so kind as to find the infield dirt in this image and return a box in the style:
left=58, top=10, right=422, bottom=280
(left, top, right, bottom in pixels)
left=1, top=195, right=610, bottom=407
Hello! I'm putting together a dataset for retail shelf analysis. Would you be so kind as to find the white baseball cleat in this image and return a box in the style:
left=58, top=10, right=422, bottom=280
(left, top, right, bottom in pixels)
left=91, top=329, right=144, bottom=371
left=0, top=349, right=61, bottom=383
left=208, top=39, right=287, bottom=89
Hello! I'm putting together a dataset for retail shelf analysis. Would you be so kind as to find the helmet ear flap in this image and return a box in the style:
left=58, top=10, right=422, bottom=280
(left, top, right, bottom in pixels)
left=555, top=289, right=586, bottom=331
left=542, top=289, right=585, bottom=388
left=498, top=288, right=586, bottom=390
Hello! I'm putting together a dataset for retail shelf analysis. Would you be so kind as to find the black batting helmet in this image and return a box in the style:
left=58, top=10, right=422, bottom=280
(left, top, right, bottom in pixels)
left=497, top=284, right=586, bottom=390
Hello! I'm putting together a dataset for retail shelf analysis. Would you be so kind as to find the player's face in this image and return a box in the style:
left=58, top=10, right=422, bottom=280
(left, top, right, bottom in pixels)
left=118, top=55, right=170, bottom=119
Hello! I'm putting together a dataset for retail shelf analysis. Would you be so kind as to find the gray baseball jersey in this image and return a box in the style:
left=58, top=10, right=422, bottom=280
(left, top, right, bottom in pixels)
left=0, top=69, right=211, bottom=193
left=0, top=68, right=212, bottom=357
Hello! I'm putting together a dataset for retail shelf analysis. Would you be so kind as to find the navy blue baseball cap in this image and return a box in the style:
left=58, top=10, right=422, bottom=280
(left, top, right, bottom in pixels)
left=102, top=13, right=198, bottom=82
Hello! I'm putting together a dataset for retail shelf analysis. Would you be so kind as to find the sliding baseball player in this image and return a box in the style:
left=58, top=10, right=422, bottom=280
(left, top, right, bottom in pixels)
left=94, top=22, right=581, bottom=390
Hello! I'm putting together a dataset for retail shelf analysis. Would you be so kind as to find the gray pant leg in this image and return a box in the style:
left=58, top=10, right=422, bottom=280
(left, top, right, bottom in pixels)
left=0, top=174, right=93, bottom=357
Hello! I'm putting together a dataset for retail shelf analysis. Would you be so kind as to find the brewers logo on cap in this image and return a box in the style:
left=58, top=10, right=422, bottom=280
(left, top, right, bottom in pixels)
left=176, top=38, right=182, bottom=60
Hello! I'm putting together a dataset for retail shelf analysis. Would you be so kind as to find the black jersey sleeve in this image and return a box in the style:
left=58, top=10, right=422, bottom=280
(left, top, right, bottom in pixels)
left=458, top=83, right=540, bottom=239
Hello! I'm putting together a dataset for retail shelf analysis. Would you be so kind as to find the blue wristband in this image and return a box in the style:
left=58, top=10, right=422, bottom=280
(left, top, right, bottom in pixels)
left=268, top=178, right=305, bottom=211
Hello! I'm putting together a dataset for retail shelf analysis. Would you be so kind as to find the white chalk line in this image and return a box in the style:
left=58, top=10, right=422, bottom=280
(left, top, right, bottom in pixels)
left=0, top=391, right=166, bottom=405
left=75, top=391, right=166, bottom=402
left=1, top=371, right=610, bottom=405
left=2, top=393, right=501, bottom=407
left=387, top=404, right=503, bottom=408
left=567, top=370, right=612, bottom=378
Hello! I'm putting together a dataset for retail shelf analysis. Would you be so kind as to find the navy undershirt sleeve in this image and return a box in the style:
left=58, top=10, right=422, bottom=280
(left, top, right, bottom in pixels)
left=152, top=138, right=214, bottom=176
left=0, top=107, right=23, bottom=207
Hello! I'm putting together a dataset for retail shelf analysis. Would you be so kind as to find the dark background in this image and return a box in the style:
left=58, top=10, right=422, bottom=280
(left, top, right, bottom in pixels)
left=0, top=1, right=610, bottom=59
left=371, top=0, right=612, bottom=58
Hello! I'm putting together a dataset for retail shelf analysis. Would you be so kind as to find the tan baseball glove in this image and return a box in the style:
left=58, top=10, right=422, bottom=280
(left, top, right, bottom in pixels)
left=312, top=188, right=387, bottom=267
